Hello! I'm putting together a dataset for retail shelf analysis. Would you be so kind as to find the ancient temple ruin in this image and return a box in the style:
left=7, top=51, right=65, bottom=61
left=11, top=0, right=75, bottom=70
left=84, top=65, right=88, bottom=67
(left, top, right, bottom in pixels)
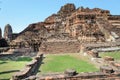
left=4, top=3, right=119, bottom=53
left=0, top=3, right=120, bottom=80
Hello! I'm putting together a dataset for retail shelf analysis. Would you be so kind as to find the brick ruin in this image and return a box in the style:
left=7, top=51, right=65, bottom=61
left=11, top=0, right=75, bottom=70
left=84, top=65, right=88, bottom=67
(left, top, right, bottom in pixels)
left=39, top=40, right=80, bottom=54
left=4, top=24, right=13, bottom=42
left=0, top=3, right=119, bottom=80
left=11, top=52, right=120, bottom=80
left=4, top=3, right=119, bottom=54
left=12, top=54, right=43, bottom=80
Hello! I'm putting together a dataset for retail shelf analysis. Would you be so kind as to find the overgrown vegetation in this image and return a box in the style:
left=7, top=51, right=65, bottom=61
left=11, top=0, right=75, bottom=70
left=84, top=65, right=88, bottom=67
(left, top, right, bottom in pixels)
left=0, top=38, right=8, bottom=47
left=39, top=54, right=98, bottom=74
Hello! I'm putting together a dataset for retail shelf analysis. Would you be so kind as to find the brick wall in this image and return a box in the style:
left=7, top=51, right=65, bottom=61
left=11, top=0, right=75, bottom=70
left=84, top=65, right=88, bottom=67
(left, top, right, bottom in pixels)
left=11, top=54, right=43, bottom=80
left=39, top=40, right=80, bottom=54
left=37, top=69, right=120, bottom=80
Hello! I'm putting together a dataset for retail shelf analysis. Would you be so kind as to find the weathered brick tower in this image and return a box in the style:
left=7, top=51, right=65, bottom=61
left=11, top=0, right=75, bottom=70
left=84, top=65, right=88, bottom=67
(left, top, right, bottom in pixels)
left=4, top=24, right=13, bottom=42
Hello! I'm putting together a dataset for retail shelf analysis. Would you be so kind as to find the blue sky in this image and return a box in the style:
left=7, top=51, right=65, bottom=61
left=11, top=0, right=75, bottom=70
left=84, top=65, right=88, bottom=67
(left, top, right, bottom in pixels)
left=0, top=0, right=120, bottom=35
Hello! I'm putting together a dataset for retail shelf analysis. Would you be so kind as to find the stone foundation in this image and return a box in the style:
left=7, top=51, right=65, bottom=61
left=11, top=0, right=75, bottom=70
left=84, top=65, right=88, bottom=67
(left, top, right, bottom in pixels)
left=39, top=40, right=80, bottom=54
left=37, top=67, right=120, bottom=80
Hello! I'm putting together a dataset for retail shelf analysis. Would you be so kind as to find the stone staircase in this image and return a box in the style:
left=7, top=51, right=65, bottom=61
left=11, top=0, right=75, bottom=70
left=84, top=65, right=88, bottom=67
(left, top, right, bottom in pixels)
left=109, top=20, right=120, bottom=26
left=82, top=41, right=120, bottom=53
left=109, top=20, right=120, bottom=37
left=96, top=18, right=119, bottom=41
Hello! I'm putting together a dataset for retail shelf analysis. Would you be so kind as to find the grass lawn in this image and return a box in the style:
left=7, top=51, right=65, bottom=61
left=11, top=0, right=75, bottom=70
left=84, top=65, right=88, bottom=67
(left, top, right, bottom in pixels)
left=39, top=54, right=98, bottom=74
left=100, top=51, right=120, bottom=60
left=0, top=57, right=32, bottom=80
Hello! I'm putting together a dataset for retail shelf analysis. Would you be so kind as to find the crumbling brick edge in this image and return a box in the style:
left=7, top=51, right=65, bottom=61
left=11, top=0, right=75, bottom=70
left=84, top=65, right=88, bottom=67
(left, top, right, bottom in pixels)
left=11, top=54, right=43, bottom=80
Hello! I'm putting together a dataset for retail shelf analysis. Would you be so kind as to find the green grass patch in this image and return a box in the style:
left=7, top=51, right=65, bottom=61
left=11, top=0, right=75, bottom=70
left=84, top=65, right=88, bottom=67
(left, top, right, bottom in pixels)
left=100, top=51, right=120, bottom=60
left=16, top=56, right=32, bottom=61
left=39, top=54, right=98, bottom=74
left=0, top=60, right=29, bottom=79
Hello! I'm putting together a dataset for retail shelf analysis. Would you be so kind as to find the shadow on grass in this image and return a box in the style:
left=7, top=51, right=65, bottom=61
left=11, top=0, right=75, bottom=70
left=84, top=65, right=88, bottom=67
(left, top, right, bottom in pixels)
left=16, top=57, right=32, bottom=61
left=0, top=56, right=32, bottom=62
left=0, top=61, right=7, bottom=64
left=38, top=57, right=45, bottom=73
left=38, top=70, right=41, bottom=72
left=0, top=78, right=10, bottom=80
left=0, top=70, right=19, bottom=75
left=38, top=62, right=44, bottom=73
